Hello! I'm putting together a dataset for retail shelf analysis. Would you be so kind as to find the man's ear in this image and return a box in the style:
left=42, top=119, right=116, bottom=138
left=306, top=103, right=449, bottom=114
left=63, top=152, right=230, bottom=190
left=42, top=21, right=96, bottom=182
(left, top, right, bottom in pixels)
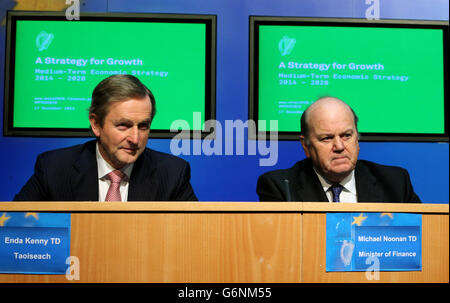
left=89, top=113, right=101, bottom=137
left=300, top=135, right=310, bottom=158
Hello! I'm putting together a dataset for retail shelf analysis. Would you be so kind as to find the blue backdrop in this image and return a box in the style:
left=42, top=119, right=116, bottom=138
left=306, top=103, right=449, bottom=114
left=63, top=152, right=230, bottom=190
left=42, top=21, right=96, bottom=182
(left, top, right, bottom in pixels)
left=0, top=0, right=448, bottom=203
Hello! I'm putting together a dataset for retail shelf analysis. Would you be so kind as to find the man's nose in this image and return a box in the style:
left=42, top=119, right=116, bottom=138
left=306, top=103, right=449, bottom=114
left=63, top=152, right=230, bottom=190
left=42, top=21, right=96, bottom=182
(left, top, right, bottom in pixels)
left=127, top=127, right=139, bottom=145
left=333, top=136, right=345, bottom=151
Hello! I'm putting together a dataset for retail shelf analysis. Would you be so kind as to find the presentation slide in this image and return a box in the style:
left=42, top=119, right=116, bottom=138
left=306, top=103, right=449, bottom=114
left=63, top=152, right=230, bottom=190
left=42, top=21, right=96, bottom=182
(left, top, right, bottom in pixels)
left=257, top=25, right=445, bottom=134
left=13, top=20, right=207, bottom=130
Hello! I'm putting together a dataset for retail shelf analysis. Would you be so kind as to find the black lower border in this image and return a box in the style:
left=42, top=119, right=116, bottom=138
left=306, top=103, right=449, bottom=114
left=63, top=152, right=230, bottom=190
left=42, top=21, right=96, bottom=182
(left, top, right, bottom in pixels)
left=1, top=283, right=448, bottom=301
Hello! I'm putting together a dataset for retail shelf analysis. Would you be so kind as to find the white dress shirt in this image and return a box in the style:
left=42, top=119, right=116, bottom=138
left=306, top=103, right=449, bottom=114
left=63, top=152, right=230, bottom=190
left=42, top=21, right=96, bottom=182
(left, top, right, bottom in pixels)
left=96, top=142, right=133, bottom=202
left=313, top=168, right=358, bottom=203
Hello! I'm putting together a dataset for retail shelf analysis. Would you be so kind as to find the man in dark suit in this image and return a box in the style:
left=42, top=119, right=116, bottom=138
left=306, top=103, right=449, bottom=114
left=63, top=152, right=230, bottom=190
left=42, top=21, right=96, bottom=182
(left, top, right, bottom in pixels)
left=14, top=74, right=197, bottom=201
left=257, top=97, right=420, bottom=203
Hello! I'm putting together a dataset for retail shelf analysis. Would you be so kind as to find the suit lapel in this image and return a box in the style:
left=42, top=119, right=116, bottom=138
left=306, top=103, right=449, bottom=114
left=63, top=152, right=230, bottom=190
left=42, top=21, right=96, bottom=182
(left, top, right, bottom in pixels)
left=292, top=159, right=329, bottom=202
left=355, top=161, right=383, bottom=202
left=70, top=141, right=99, bottom=201
left=128, top=149, right=158, bottom=201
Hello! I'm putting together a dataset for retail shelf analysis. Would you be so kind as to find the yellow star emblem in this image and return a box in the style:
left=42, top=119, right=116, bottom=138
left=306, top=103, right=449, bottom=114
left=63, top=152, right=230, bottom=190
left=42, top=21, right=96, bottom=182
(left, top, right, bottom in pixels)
left=351, top=213, right=368, bottom=226
left=13, top=0, right=68, bottom=11
left=380, top=213, right=393, bottom=219
left=25, top=213, right=39, bottom=220
left=0, top=213, right=11, bottom=227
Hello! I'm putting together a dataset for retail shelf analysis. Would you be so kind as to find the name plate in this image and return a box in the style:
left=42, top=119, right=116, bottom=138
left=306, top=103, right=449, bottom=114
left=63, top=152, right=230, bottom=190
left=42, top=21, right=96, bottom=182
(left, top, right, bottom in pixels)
left=326, top=213, right=421, bottom=272
left=0, top=212, right=70, bottom=274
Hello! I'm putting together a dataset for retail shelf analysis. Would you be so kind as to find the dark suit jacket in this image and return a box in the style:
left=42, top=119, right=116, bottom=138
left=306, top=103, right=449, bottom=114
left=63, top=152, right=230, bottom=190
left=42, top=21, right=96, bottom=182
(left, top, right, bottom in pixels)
left=13, top=140, right=198, bottom=201
left=256, top=158, right=421, bottom=203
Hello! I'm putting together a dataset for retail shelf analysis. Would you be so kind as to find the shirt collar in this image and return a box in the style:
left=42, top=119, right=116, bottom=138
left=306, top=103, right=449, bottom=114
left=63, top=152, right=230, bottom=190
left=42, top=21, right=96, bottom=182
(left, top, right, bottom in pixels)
left=96, top=142, right=133, bottom=180
left=313, top=166, right=357, bottom=195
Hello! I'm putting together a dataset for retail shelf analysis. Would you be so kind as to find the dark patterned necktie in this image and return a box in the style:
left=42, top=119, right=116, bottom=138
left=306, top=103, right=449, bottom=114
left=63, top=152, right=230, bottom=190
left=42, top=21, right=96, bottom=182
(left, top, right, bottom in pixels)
left=329, top=184, right=344, bottom=203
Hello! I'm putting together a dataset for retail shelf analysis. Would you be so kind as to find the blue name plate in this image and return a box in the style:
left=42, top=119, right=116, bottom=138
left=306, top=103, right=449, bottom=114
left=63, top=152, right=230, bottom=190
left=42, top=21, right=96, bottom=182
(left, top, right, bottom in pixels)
left=0, top=212, right=70, bottom=274
left=326, top=213, right=421, bottom=272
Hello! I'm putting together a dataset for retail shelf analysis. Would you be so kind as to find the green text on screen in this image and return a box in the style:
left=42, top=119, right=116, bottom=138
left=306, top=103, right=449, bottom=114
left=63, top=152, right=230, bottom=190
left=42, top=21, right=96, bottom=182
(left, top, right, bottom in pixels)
left=258, top=25, right=445, bottom=134
left=14, top=20, right=207, bottom=130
